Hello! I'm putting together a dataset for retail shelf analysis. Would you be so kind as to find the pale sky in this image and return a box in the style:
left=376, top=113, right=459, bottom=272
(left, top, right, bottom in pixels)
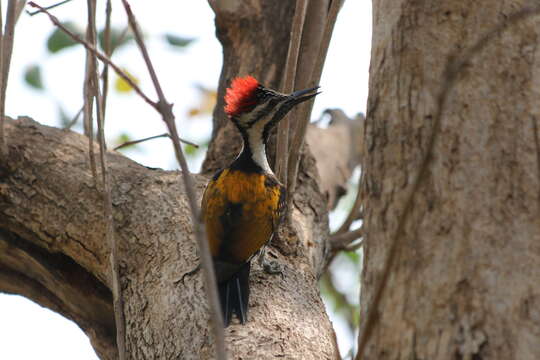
left=0, top=1, right=371, bottom=358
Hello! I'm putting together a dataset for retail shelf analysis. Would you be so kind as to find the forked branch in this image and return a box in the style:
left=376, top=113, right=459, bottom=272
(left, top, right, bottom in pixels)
left=120, top=1, right=227, bottom=358
left=30, top=1, right=227, bottom=358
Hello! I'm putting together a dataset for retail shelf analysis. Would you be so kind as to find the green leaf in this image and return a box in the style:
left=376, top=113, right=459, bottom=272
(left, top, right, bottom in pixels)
left=98, top=27, right=133, bottom=52
left=47, top=22, right=81, bottom=53
left=164, top=34, right=195, bottom=49
left=24, top=65, right=43, bottom=90
left=184, top=144, right=197, bottom=156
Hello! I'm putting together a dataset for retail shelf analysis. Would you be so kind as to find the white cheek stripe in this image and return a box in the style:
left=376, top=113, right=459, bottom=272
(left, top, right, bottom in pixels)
left=238, top=102, right=285, bottom=174
left=247, top=120, right=272, bottom=174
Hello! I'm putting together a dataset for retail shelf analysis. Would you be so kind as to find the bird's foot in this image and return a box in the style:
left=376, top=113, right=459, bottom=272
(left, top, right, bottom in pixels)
left=257, top=247, right=282, bottom=275
left=262, top=259, right=282, bottom=275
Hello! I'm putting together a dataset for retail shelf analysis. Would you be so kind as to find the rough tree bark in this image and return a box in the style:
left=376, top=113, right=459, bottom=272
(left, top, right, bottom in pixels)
left=0, top=2, right=360, bottom=359
left=0, top=111, right=338, bottom=359
left=361, top=0, right=540, bottom=359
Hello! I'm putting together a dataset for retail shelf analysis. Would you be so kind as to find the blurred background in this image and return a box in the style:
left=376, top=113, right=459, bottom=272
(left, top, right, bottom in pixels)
left=0, top=1, right=371, bottom=358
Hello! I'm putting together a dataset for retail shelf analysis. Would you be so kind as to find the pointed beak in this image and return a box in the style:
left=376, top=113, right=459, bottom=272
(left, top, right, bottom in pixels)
left=266, top=85, right=321, bottom=127
left=288, top=86, right=320, bottom=106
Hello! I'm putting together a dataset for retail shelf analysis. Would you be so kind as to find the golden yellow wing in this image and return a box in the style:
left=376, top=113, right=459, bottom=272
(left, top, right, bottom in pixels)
left=201, top=169, right=284, bottom=265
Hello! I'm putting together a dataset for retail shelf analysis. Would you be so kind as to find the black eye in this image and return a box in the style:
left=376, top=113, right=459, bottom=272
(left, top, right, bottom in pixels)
left=254, top=88, right=269, bottom=101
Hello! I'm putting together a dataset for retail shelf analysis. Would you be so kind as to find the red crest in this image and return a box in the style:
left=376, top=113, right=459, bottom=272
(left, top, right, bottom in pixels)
left=224, top=76, right=260, bottom=116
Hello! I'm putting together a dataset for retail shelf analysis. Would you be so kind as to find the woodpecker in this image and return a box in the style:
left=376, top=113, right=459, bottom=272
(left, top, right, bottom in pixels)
left=201, top=76, right=319, bottom=327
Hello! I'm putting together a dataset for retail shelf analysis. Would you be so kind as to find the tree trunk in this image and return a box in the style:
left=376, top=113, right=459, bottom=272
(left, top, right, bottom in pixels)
left=0, top=1, right=354, bottom=358
left=361, top=0, right=540, bottom=358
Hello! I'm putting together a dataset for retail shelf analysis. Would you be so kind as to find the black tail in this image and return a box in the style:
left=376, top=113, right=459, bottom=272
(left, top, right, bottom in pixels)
left=218, top=262, right=250, bottom=327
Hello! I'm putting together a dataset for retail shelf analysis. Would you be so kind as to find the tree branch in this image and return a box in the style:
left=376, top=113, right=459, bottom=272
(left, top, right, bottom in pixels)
left=275, top=0, right=308, bottom=185
left=86, top=0, right=126, bottom=358
left=0, top=229, right=116, bottom=360
left=0, top=1, right=6, bottom=159
left=113, top=133, right=198, bottom=151
left=26, top=0, right=72, bottom=16
left=100, top=0, right=112, bottom=119
left=329, top=227, right=363, bottom=253
left=120, top=1, right=227, bottom=357
left=1, top=116, right=338, bottom=359
left=0, top=0, right=21, bottom=159
left=64, top=104, right=83, bottom=130
left=287, top=0, right=342, bottom=210
left=335, top=184, right=362, bottom=235
left=83, top=2, right=97, bottom=182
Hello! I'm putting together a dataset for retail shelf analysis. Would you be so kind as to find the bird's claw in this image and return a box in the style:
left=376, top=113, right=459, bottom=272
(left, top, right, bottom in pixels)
left=262, top=259, right=282, bottom=275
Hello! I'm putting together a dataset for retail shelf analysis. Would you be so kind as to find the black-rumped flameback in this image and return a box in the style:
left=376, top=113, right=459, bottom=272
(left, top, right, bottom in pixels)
left=201, top=76, right=319, bottom=326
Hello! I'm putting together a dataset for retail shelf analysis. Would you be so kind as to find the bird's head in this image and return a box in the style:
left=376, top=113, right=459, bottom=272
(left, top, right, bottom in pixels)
left=224, top=76, right=319, bottom=139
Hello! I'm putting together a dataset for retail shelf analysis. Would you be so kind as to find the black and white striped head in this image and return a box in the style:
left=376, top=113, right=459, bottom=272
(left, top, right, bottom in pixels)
left=224, top=76, right=319, bottom=140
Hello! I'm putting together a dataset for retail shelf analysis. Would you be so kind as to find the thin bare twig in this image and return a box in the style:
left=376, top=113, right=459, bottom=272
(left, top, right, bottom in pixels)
left=110, top=26, right=130, bottom=53
left=83, top=15, right=97, bottom=182
left=335, top=175, right=363, bottom=236
left=113, top=133, right=199, bottom=151
left=28, top=2, right=157, bottom=109
left=26, top=0, right=72, bottom=15
left=64, top=105, right=84, bottom=130
left=114, top=133, right=168, bottom=150
left=275, top=0, right=308, bottom=185
left=355, top=6, right=540, bottom=358
left=121, top=2, right=166, bottom=101
left=86, top=0, right=126, bottom=358
left=120, top=1, right=227, bottom=358
left=0, top=1, right=5, bottom=158
left=286, top=0, right=341, bottom=211
left=14, top=0, right=26, bottom=23
left=101, top=0, right=112, bottom=119
left=0, top=0, right=20, bottom=158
